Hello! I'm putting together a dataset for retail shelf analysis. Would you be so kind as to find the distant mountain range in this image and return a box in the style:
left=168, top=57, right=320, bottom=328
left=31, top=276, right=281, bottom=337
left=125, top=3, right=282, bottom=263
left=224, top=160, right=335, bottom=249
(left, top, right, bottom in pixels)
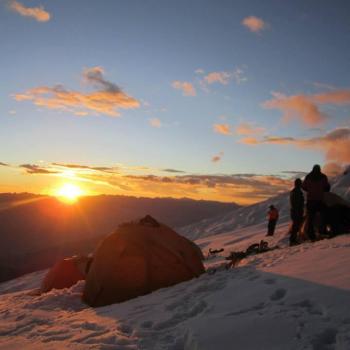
left=0, top=193, right=238, bottom=282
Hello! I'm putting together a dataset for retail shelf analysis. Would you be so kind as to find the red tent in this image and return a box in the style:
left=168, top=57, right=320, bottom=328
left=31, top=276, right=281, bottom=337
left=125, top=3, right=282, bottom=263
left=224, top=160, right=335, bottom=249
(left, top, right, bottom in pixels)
left=40, top=257, right=87, bottom=293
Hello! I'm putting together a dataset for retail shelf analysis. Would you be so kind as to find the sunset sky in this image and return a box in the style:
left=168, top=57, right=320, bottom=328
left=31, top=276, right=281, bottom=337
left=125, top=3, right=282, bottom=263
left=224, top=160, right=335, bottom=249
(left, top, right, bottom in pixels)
left=1, top=0, right=350, bottom=204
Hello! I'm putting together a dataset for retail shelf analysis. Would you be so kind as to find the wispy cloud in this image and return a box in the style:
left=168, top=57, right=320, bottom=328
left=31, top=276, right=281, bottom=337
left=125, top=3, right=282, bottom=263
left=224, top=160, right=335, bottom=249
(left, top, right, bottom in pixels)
left=195, top=68, right=205, bottom=75
left=238, top=137, right=260, bottom=145
left=263, top=92, right=326, bottom=126
left=51, top=162, right=118, bottom=173
left=281, top=170, right=307, bottom=177
left=263, top=89, right=350, bottom=126
left=171, top=81, right=196, bottom=96
left=9, top=0, right=51, bottom=22
left=312, top=82, right=337, bottom=91
left=241, top=127, right=350, bottom=164
left=14, top=161, right=293, bottom=204
left=236, top=122, right=265, bottom=136
left=121, top=173, right=291, bottom=204
left=203, top=68, right=246, bottom=86
left=242, top=16, right=267, bottom=33
left=14, top=67, right=140, bottom=117
left=20, top=164, right=59, bottom=174
left=149, top=118, right=162, bottom=128
left=161, top=168, right=186, bottom=174
left=213, top=123, right=232, bottom=135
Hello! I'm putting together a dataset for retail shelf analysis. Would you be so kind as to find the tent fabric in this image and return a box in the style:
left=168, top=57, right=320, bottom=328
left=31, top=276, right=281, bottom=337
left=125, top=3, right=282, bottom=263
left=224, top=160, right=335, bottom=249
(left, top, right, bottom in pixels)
left=40, top=258, right=85, bottom=293
left=82, top=219, right=205, bottom=307
left=323, top=192, right=350, bottom=208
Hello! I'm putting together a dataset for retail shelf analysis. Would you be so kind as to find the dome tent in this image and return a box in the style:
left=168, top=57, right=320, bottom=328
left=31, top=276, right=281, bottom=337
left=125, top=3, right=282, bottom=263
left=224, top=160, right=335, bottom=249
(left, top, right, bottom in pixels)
left=82, top=216, right=205, bottom=307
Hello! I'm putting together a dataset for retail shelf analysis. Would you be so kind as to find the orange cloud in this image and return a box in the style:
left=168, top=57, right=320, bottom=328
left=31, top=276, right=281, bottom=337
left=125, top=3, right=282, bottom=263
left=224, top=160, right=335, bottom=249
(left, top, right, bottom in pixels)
left=14, top=67, right=140, bottom=117
left=295, top=129, right=350, bottom=164
left=312, top=89, right=350, bottom=105
left=236, top=122, right=265, bottom=136
left=149, top=118, right=162, bottom=128
left=204, top=71, right=231, bottom=85
left=242, top=16, right=267, bottom=33
left=9, top=0, right=50, bottom=22
left=263, top=89, right=350, bottom=126
left=213, top=123, right=232, bottom=135
left=239, top=137, right=259, bottom=145
left=263, top=92, right=326, bottom=126
left=323, top=162, right=344, bottom=177
left=243, top=128, right=350, bottom=164
left=171, top=81, right=196, bottom=96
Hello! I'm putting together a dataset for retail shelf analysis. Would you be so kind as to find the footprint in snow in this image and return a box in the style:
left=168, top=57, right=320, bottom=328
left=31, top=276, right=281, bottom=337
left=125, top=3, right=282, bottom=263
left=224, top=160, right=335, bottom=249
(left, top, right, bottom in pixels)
left=248, top=275, right=260, bottom=281
left=311, top=328, right=338, bottom=350
left=292, top=299, right=323, bottom=316
left=270, top=288, right=287, bottom=301
left=140, top=320, right=153, bottom=329
left=154, top=300, right=207, bottom=330
left=118, top=323, right=133, bottom=335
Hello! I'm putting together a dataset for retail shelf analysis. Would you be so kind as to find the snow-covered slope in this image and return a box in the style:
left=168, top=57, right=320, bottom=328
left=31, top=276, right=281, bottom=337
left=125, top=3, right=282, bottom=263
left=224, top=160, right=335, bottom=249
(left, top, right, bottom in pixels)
left=180, top=168, right=350, bottom=240
left=179, top=193, right=290, bottom=240
left=1, top=169, right=349, bottom=349
left=1, top=223, right=350, bottom=350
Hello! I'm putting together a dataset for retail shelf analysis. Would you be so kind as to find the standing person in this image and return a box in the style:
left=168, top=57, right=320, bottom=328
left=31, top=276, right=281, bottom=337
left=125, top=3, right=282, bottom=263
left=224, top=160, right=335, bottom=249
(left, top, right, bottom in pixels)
left=289, top=178, right=304, bottom=246
left=302, top=164, right=330, bottom=241
left=266, top=205, right=279, bottom=236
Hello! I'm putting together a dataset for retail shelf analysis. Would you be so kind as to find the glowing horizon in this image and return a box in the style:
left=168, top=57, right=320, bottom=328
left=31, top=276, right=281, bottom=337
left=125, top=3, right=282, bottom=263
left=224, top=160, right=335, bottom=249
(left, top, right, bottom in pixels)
left=53, top=183, right=85, bottom=204
left=1, top=1, right=349, bottom=205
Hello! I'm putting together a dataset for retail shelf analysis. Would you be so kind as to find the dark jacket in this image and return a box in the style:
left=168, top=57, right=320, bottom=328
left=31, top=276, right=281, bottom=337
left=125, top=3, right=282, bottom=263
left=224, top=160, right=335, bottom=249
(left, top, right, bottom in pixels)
left=302, top=171, right=330, bottom=201
left=290, top=187, right=304, bottom=218
left=268, top=208, right=279, bottom=221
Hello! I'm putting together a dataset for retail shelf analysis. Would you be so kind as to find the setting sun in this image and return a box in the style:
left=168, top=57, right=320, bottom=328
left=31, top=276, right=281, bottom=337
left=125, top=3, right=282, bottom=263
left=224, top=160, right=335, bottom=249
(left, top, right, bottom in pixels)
left=54, top=183, right=84, bottom=203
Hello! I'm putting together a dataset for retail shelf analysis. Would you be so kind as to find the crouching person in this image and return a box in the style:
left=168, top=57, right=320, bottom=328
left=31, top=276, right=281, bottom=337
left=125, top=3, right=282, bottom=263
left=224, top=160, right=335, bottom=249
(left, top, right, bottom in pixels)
left=323, top=192, right=350, bottom=237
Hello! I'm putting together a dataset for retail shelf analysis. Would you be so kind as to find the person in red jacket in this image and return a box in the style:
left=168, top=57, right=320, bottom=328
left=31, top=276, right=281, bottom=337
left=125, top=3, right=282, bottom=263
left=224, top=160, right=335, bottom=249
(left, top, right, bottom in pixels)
left=266, top=205, right=279, bottom=236
left=302, top=164, right=330, bottom=241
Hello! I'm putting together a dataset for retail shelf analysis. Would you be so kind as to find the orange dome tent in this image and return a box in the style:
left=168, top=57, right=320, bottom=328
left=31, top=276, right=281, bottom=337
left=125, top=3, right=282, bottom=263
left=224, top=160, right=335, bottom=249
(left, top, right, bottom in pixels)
left=82, top=216, right=205, bottom=307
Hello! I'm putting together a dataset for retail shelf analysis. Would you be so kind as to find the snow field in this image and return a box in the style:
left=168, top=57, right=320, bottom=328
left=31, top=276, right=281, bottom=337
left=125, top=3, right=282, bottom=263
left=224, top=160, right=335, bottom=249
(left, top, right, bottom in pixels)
left=1, top=222, right=350, bottom=349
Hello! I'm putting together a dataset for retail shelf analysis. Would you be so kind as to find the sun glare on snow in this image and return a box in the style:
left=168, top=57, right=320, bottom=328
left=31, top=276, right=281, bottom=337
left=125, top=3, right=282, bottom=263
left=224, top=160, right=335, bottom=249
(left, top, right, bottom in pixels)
left=54, top=183, right=84, bottom=204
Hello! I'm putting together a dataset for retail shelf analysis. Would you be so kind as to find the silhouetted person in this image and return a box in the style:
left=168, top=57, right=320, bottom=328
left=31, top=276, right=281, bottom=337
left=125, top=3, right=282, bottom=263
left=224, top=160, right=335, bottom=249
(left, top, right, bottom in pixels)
left=266, top=205, right=279, bottom=236
left=302, top=164, right=330, bottom=241
left=289, top=178, right=304, bottom=246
